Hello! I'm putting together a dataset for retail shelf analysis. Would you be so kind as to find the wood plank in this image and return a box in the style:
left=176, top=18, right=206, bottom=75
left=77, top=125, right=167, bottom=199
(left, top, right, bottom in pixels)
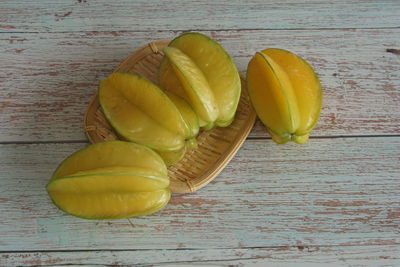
left=1, top=245, right=399, bottom=266
left=1, top=29, right=399, bottom=142
left=1, top=0, right=399, bottom=32
left=0, top=137, right=399, bottom=251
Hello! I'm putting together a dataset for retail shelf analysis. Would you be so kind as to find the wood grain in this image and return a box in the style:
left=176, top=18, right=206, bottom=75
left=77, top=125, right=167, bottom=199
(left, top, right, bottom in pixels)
left=0, top=29, right=399, bottom=142
left=1, top=1, right=400, bottom=264
left=0, top=138, right=398, bottom=251
left=1, top=0, right=399, bottom=32
left=1, top=245, right=399, bottom=266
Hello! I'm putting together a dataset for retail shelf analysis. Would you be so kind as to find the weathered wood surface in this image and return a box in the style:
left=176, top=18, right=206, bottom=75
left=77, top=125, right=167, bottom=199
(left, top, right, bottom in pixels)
left=1, top=0, right=400, bottom=32
left=1, top=0, right=399, bottom=265
left=1, top=29, right=399, bottom=142
left=1, top=245, right=400, bottom=266
left=0, top=138, right=399, bottom=251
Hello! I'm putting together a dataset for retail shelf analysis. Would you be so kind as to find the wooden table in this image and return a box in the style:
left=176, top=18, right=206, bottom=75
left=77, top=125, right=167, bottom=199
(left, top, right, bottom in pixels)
left=1, top=1, right=399, bottom=266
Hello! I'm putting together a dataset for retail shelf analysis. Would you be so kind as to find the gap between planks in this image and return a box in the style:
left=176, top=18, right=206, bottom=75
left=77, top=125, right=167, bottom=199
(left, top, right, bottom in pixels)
left=0, top=243, right=397, bottom=254
left=1, top=26, right=400, bottom=34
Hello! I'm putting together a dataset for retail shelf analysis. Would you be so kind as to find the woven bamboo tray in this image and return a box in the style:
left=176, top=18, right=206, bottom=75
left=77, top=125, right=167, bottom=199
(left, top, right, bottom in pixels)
left=84, top=40, right=256, bottom=194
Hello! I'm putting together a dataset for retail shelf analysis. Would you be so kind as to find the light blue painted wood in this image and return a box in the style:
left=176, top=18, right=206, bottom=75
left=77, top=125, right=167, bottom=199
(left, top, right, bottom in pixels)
left=0, top=0, right=399, bottom=264
left=1, top=0, right=399, bottom=32
left=1, top=245, right=400, bottom=266
left=0, top=29, right=399, bottom=142
left=0, top=138, right=398, bottom=251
